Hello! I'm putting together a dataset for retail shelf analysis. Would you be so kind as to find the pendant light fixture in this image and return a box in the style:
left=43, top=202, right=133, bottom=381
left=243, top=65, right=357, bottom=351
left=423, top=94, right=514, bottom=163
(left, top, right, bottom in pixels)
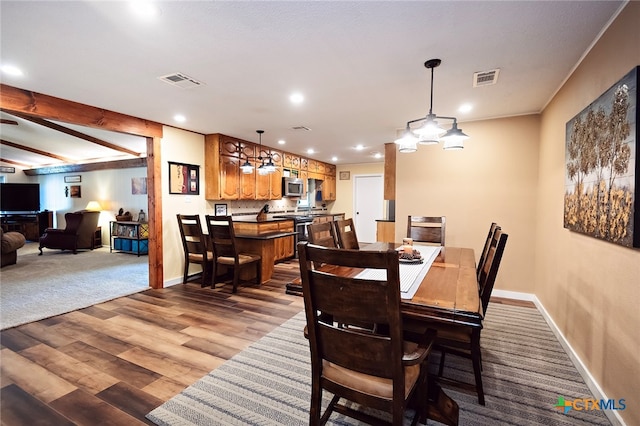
left=395, top=59, right=469, bottom=152
left=239, top=129, right=277, bottom=175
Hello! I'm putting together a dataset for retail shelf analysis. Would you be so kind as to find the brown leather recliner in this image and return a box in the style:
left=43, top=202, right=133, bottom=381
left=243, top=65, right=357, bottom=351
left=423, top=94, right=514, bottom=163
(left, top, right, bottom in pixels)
left=39, top=210, right=100, bottom=255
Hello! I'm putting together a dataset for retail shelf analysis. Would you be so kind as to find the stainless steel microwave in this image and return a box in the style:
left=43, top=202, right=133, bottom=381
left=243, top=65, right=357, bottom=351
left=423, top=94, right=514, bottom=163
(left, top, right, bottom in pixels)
left=282, top=177, right=304, bottom=197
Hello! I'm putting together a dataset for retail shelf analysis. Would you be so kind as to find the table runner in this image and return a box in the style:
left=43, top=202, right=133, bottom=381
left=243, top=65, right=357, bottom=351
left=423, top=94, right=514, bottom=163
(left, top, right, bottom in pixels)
left=355, top=244, right=440, bottom=299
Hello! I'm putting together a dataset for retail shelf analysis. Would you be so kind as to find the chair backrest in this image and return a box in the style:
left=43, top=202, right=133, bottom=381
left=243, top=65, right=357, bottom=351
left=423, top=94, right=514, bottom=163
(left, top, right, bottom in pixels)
left=407, top=215, right=446, bottom=245
left=307, top=221, right=338, bottom=248
left=204, top=215, right=238, bottom=261
left=334, top=218, right=359, bottom=249
left=477, top=222, right=500, bottom=280
left=298, top=242, right=406, bottom=405
left=478, top=228, right=508, bottom=315
left=176, top=214, right=208, bottom=257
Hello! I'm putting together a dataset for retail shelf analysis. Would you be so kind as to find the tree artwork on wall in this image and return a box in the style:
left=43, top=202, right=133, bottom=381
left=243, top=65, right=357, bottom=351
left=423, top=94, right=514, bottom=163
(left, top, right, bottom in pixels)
left=564, top=66, right=639, bottom=248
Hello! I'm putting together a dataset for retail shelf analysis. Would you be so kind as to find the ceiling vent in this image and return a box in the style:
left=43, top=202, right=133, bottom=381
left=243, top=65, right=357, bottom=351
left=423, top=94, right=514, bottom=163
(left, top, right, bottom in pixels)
left=158, top=72, right=204, bottom=89
left=292, top=126, right=312, bottom=131
left=473, top=68, right=500, bottom=87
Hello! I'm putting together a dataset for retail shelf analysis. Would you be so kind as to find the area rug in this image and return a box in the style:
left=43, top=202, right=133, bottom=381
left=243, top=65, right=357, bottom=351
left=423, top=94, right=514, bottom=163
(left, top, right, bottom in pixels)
left=146, top=303, right=610, bottom=425
left=0, top=242, right=148, bottom=329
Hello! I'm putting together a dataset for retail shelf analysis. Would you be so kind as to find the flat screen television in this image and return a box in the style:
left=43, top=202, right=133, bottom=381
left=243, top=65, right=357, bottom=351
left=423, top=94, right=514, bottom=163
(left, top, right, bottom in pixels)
left=0, top=183, right=41, bottom=213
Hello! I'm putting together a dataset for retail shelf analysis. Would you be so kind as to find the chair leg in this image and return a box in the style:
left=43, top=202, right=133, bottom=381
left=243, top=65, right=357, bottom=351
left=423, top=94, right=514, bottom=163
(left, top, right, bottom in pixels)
left=211, top=262, right=217, bottom=288
left=471, top=336, right=485, bottom=405
left=183, top=259, right=189, bottom=284
left=232, top=267, right=240, bottom=293
left=438, top=349, right=447, bottom=377
left=256, top=261, right=262, bottom=286
left=200, top=261, right=208, bottom=288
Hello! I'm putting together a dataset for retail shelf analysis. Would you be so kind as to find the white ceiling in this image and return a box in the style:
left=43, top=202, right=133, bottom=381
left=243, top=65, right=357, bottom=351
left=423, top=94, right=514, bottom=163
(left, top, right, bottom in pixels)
left=0, top=0, right=625, bottom=167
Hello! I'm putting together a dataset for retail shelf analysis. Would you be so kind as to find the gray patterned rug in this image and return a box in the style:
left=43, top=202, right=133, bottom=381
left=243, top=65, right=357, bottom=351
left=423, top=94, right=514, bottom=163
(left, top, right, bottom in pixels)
left=147, top=303, right=610, bottom=425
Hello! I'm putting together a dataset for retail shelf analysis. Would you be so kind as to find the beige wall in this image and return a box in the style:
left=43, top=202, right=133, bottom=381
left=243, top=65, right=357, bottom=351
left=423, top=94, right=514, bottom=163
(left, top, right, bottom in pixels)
left=536, top=3, right=640, bottom=424
left=397, top=114, right=541, bottom=293
left=333, top=162, right=384, bottom=219
left=160, top=126, right=208, bottom=285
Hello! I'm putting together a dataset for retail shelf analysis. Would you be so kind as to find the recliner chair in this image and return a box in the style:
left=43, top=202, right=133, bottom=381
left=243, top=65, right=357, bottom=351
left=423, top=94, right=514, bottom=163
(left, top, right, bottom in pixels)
left=39, top=210, right=100, bottom=255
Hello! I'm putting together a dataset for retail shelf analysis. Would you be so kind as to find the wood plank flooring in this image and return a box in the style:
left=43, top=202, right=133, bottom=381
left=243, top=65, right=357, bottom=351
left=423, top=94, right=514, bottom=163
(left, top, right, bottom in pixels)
left=1, top=261, right=304, bottom=425
left=1, top=260, right=532, bottom=425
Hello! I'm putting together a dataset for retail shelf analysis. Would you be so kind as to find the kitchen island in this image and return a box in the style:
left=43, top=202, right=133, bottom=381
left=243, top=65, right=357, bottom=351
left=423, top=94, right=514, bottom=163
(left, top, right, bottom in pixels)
left=233, top=217, right=296, bottom=284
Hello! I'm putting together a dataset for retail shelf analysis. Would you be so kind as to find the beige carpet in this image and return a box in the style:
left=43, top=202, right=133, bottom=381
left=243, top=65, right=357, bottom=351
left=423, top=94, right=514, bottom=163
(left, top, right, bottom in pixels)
left=0, top=242, right=149, bottom=329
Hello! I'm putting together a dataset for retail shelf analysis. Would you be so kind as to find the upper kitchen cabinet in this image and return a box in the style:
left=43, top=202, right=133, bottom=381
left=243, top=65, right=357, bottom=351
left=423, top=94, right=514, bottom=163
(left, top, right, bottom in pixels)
left=284, top=153, right=300, bottom=170
left=206, top=134, right=238, bottom=200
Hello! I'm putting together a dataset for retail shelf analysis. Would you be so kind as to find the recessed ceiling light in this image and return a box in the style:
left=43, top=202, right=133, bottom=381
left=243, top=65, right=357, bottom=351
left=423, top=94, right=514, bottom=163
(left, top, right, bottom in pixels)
left=374, top=153, right=383, bottom=159
left=290, top=92, right=304, bottom=104
left=458, top=103, right=473, bottom=113
left=1, top=65, right=23, bottom=76
left=331, top=156, right=338, bottom=162
left=130, top=1, right=161, bottom=18
left=173, top=114, right=186, bottom=123
left=307, top=148, right=314, bottom=154
left=355, top=144, right=364, bottom=151
left=278, top=139, right=286, bottom=145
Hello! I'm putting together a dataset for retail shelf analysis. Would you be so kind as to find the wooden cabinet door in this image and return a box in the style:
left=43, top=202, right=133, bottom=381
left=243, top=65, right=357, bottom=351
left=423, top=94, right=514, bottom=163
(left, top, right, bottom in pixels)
left=283, top=153, right=300, bottom=169
left=299, top=170, right=308, bottom=194
left=220, top=155, right=240, bottom=199
left=323, top=174, right=336, bottom=201
left=300, top=157, right=309, bottom=171
left=269, top=167, right=283, bottom=199
left=219, top=135, right=240, bottom=157
left=317, top=162, right=326, bottom=174
left=256, top=171, right=270, bottom=200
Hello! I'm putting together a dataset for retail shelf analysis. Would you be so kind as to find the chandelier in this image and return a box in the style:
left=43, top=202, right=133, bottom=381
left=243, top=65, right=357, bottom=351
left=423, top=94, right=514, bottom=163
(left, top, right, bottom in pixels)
left=395, top=59, right=469, bottom=153
left=240, top=130, right=277, bottom=174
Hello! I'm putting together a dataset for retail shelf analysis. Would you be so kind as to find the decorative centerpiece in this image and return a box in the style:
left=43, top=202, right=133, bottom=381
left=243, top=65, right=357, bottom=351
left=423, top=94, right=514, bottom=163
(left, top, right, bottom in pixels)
left=116, top=207, right=132, bottom=222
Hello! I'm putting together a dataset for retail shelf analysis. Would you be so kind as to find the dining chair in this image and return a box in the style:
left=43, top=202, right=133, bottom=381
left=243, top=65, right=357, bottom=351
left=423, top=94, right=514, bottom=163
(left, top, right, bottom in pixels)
left=298, top=242, right=435, bottom=425
left=176, top=214, right=214, bottom=287
left=334, top=218, right=359, bottom=249
left=204, top=215, right=261, bottom=293
left=435, top=228, right=508, bottom=405
left=476, top=222, right=500, bottom=281
left=407, top=216, right=446, bottom=246
left=307, top=221, right=338, bottom=248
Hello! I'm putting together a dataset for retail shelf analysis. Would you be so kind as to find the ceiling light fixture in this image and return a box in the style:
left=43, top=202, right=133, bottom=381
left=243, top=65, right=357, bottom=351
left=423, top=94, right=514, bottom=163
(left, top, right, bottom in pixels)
left=395, top=59, right=469, bottom=152
left=240, top=130, right=277, bottom=175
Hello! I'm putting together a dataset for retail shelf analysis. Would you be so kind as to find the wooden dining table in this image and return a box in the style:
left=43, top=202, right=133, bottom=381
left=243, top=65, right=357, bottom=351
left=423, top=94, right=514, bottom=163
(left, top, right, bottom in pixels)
left=360, top=242, right=483, bottom=329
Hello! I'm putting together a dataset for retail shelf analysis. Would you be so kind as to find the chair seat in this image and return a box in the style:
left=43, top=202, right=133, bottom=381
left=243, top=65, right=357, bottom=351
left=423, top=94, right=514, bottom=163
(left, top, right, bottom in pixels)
left=323, top=341, right=421, bottom=399
left=216, top=253, right=261, bottom=265
left=187, top=251, right=214, bottom=262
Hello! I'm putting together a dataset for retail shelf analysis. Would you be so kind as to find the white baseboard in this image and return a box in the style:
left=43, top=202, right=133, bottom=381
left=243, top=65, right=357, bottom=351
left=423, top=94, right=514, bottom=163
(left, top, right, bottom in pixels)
left=491, top=289, right=535, bottom=301
left=532, top=296, right=626, bottom=426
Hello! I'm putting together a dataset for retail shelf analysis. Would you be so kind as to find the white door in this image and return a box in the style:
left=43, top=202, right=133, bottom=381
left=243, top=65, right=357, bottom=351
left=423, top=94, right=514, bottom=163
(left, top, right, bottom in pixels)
left=353, top=174, right=384, bottom=243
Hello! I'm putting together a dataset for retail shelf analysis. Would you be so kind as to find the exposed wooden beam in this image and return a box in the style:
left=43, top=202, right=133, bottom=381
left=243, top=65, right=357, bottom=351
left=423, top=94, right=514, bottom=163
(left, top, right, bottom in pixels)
left=23, top=157, right=147, bottom=176
left=1, top=119, right=18, bottom=125
left=0, top=158, right=30, bottom=167
left=1, top=138, right=74, bottom=163
left=0, top=84, right=163, bottom=138
left=5, top=111, right=143, bottom=158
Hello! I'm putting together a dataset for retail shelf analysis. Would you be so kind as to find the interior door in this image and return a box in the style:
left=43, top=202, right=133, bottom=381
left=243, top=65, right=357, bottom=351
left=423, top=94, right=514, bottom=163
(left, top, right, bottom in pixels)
left=353, top=174, right=384, bottom=243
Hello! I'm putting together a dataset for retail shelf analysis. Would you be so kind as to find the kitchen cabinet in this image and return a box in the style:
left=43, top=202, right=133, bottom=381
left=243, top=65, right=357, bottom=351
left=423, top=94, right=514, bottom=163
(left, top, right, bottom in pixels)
left=322, top=174, right=336, bottom=201
left=300, top=157, right=309, bottom=171
left=284, top=153, right=300, bottom=169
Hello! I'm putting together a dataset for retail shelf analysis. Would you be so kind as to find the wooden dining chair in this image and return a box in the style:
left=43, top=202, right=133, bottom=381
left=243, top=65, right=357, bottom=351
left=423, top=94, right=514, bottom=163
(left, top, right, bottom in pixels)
left=334, top=218, right=359, bottom=249
left=307, top=221, right=338, bottom=248
left=477, top=222, right=500, bottom=281
left=407, top=216, right=446, bottom=246
left=176, top=214, right=214, bottom=287
left=204, top=215, right=261, bottom=293
left=435, top=229, right=508, bottom=405
left=298, top=242, right=435, bottom=425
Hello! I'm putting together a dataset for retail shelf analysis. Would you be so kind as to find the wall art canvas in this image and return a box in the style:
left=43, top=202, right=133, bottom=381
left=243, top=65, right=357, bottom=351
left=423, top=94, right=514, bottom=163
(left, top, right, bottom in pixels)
left=132, top=177, right=147, bottom=195
left=564, top=66, right=639, bottom=248
left=169, top=162, right=199, bottom=195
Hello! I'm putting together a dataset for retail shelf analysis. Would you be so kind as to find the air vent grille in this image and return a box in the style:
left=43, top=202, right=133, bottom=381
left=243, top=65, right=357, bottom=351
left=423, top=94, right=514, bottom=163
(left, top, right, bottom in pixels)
left=158, top=72, right=204, bottom=89
left=473, top=68, right=500, bottom=87
left=292, top=126, right=312, bottom=131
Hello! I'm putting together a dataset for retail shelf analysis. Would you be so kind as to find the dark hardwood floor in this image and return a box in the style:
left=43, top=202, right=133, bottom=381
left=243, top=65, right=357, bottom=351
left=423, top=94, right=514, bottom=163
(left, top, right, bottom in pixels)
left=1, top=260, right=304, bottom=425
left=1, top=259, right=533, bottom=425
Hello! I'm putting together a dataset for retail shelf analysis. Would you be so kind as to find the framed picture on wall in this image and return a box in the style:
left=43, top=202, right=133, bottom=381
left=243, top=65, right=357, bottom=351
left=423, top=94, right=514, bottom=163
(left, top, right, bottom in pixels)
left=215, top=204, right=227, bottom=216
left=70, top=185, right=81, bottom=198
left=168, top=162, right=200, bottom=195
